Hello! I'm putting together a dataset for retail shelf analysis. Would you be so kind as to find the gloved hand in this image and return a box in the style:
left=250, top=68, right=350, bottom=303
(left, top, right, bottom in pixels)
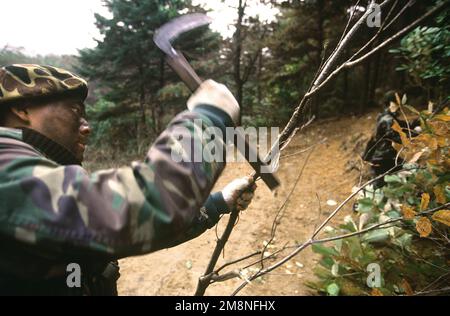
left=187, top=79, right=240, bottom=126
left=222, top=176, right=257, bottom=211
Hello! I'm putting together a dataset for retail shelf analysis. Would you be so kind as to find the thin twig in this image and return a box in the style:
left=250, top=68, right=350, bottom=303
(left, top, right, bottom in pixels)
left=312, top=164, right=402, bottom=240
left=259, top=149, right=314, bottom=270
left=306, top=1, right=449, bottom=98
left=281, top=138, right=327, bottom=159
left=215, top=251, right=262, bottom=274
left=348, top=0, right=401, bottom=63
left=413, top=286, right=450, bottom=296
left=312, top=0, right=380, bottom=89
left=318, top=0, right=363, bottom=75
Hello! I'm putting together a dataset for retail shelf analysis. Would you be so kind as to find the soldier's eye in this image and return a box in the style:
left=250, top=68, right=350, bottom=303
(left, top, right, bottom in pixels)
left=70, top=105, right=83, bottom=116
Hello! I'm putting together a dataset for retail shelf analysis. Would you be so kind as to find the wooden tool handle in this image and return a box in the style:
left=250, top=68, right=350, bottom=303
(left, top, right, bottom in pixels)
left=166, top=51, right=280, bottom=190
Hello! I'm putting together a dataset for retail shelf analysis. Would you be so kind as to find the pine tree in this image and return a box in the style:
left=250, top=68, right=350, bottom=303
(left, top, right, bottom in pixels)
left=78, top=0, right=221, bottom=135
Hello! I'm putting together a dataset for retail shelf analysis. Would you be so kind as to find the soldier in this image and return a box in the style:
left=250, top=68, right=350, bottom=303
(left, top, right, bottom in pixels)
left=0, top=64, right=256, bottom=295
left=363, top=91, right=420, bottom=188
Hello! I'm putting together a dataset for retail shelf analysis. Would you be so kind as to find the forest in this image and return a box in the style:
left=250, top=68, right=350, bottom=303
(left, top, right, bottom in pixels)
left=1, top=0, right=449, bottom=296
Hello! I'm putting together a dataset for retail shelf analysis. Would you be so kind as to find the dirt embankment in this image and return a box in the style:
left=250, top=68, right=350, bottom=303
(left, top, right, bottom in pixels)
left=116, top=112, right=377, bottom=296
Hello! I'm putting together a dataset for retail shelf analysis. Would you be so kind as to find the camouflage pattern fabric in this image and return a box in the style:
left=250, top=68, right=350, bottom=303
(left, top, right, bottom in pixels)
left=0, top=64, right=88, bottom=105
left=0, top=109, right=227, bottom=279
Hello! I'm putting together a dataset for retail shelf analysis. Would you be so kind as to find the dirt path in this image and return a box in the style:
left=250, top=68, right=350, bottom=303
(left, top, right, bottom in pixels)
left=117, top=112, right=377, bottom=296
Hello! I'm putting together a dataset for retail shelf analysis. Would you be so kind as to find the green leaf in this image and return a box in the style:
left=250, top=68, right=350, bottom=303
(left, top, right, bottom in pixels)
left=386, top=211, right=402, bottom=219
left=312, top=244, right=340, bottom=257
left=327, top=283, right=340, bottom=296
left=346, top=236, right=363, bottom=258
left=362, top=229, right=390, bottom=244
left=355, top=198, right=376, bottom=213
left=385, top=175, right=403, bottom=183
left=319, top=256, right=335, bottom=269
left=393, top=233, right=413, bottom=249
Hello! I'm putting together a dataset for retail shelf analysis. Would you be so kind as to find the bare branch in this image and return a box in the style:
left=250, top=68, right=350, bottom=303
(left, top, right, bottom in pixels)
left=306, top=1, right=449, bottom=98
left=280, top=138, right=327, bottom=159
left=215, top=251, right=262, bottom=274
left=346, top=1, right=449, bottom=68
left=343, top=0, right=400, bottom=63
left=318, top=0, right=363, bottom=75
left=194, top=208, right=241, bottom=296
left=312, top=0, right=375, bottom=88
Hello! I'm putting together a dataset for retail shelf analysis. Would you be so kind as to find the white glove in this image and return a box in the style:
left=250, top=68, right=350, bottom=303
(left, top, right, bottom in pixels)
left=222, top=176, right=257, bottom=211
left=187, top=79, right=240, bottom=126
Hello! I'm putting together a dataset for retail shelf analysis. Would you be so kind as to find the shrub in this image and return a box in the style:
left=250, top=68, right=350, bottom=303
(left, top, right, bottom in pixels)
left=309, top=102, right=449, bottom=296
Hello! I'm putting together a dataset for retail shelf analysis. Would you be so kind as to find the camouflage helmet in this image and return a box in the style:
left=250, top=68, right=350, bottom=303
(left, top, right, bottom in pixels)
left=0, top=64, right=88, bottom=106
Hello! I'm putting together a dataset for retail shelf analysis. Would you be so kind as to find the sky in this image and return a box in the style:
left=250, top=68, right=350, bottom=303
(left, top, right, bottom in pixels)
left=0, top=0, right=278, bottom=56
left=0, top=0, right=111, bottom=55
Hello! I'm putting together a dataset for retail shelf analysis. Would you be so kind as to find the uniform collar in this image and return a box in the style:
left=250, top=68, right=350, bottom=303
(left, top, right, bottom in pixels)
left=0, top=127, right=81, bottom=166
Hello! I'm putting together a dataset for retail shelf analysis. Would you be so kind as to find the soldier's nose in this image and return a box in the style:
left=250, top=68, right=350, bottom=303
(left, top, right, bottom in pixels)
left=80, top=118, right=91, bottom=137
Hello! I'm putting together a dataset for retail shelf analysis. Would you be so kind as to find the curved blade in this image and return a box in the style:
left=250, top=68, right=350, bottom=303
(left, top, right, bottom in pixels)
left=154, top=13, right=212, bottom=56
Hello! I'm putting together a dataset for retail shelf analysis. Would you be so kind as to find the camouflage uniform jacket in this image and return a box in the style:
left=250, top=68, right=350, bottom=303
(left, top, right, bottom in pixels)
left=0, top=106, right=231, bottom=280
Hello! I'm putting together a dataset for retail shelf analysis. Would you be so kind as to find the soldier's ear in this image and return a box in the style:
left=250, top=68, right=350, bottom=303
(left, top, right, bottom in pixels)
left=10, top=106, right=31, bottom=125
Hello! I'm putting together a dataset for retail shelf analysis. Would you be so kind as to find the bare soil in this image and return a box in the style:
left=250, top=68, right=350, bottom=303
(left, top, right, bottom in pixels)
left=115, top=112, right=377, bottom=296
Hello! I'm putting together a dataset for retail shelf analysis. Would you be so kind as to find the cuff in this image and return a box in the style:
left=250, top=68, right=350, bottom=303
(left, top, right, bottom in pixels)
left=203, top=192, right=230, bottom=228
left=192, top=104, right=234, bottom=137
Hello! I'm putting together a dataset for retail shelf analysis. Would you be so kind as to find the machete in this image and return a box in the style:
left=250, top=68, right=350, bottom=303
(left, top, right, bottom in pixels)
left=154, top=13, right=280, bottom=191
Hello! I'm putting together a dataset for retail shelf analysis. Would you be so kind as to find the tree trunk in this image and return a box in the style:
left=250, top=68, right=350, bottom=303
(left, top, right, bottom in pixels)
left=360, top=58, right=372, bottom=114
left=137, top=64, right=146, bottom=122
left=256, top=49, right=262, bottom=107
left=155, top=55, right=166, bottom=134
left=234, top=0, right=245, bottom=123
left=313, top=0, right=325, bottom=117
left=343, top=50, right=349, bottom=112
left=369, top=51, right=382, bottom=107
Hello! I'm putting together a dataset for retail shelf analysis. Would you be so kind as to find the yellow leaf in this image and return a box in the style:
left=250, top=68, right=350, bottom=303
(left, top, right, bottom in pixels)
left=392, top=121, right=410, bottom=146
left=402, top=205, right=416, bottom=220
left=395, top=93, right=402, bottom=106
left=401, top=279, right=414, bottom=296
left=420, top=193, right=430, bottom=211
left=408, top=150, right=424, bottom=164
left=416, top=217, right=432, bottom=238
left=392, top=142, right=403, bottom=152
left=429, top=121, right=449, bottom=136
left=371, top=288, right=383, bottom=296
left=391, top=121, right=402, bottom=137
left=434, top=186, right=447, bottom=204
left=429, top=137, right=438, bottom=151
left=432, top=210, right=450, bottom=227
left=436, top=136, right=447, bottom=147
left=414, top=134, right=438, bottom=151
left=434, top=114, right=450, bottom=122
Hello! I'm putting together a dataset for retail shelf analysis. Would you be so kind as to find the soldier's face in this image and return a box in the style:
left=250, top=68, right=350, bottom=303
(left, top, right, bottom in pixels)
left=28, top=98, right=91, bottom=162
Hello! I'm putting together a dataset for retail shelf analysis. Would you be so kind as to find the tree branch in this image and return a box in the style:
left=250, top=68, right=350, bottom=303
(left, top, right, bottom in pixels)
left=307, top=1, right=449, bottom=98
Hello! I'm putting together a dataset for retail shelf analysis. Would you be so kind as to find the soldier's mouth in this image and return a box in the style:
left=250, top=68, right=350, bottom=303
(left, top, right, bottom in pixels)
left=77, top=142, right=86, bottom=152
